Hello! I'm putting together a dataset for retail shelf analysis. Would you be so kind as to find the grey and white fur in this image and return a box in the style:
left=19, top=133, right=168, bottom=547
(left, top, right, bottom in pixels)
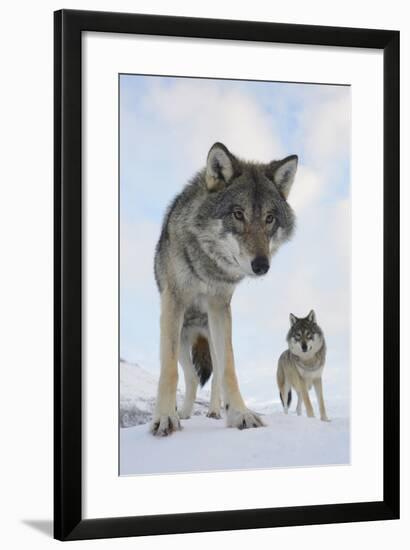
left=277, top=310, right=329, bottom=421
left=151, top=142, right=298, bottom=436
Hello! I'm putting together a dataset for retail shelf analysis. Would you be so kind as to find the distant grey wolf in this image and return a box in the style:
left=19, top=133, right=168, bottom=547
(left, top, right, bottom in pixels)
left=151, top=142, right=298, bottom=436
left=276, top=310, right=329, bottom=421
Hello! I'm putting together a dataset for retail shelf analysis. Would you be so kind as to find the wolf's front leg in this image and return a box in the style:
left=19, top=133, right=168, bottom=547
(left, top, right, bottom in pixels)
left=208, top=299, right=264, bottom=430
left=300, top=381, right=315, bottom=418
left=313, top=378, right=330, bottom=422
left=151, top=288, right=184, bottom=436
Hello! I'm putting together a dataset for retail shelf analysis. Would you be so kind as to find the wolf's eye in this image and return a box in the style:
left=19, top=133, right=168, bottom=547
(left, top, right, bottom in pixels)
left=233, top=210, right=244, bottom=221
left=265, top=214, right=274, bottom=224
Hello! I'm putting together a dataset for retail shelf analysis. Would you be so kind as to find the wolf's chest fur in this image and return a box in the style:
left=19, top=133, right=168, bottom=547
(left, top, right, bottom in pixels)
left=295, top=357, right=325, bottom=383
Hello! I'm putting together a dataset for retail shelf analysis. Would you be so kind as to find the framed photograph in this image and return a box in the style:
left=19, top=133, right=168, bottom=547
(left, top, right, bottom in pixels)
left=54, top=9, right=400, bottom=541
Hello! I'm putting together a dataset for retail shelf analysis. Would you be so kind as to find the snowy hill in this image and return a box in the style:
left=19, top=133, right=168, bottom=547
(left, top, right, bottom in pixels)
left=120, top=359, right=209, bottom=427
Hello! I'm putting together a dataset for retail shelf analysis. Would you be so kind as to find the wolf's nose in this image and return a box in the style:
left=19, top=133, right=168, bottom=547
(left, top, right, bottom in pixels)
left=251, top=256, right=270, bottom=275
left=301, top=342, right=308, bottom=352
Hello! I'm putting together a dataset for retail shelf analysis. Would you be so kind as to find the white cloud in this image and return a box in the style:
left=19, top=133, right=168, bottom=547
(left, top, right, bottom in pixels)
left=142, top=79, right=284, bottom=169
left=297, top=90, right=351, bottom=168
left=288, top=163, right=324, bottom=213
left=120, top=219, right=160, bottom=291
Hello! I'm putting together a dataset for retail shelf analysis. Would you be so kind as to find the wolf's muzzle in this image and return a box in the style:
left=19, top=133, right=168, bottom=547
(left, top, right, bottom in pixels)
left=251, top=256, right=270, bottom=275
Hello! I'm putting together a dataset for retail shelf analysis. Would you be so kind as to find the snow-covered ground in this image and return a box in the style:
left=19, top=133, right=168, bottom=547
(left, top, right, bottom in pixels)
left=120, top=360, right=350, bottom=475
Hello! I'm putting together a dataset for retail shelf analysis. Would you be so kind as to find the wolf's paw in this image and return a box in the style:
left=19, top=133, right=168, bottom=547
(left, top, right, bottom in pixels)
left=227, top=408, right=264, bottom=430
left=321, top=416, right=331, bottom=422
left=206, top=410, right=221, bottom=420
left=150, top=414, right=182, bottom=436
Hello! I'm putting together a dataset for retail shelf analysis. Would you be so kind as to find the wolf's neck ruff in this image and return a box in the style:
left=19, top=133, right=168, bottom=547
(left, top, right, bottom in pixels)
left=290, top=341, right=326, bottom=372
left=183, top=223, right=244, bottom=288
left=293, top=356, right=323, bottom=372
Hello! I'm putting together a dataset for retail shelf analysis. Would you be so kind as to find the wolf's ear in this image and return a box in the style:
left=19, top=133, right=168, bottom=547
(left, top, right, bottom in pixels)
left=290, top=313, right=297, bottom=326
left=206, top=142, right=238, bottom=191
left=307, top=310, right=316, bottom=323
left=268, top=155, right=298, bottom=199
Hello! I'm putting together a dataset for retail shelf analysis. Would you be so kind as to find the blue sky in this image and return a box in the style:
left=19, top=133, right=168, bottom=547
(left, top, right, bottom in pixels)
left=120, top=74, right=351, bottom=403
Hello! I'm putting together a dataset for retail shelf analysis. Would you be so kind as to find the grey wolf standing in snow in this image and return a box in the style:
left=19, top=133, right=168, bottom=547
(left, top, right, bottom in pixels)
left=151, top=142, right=298, bottom=436
left=276, top=310, right=329, bottom=421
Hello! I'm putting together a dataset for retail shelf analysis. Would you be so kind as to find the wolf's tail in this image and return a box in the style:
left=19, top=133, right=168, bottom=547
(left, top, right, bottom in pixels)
left=277, top=361, right=292, bottom=408
left=192, top=336, right=213, bottom=387
left=279, top=389, right=292, bottom=408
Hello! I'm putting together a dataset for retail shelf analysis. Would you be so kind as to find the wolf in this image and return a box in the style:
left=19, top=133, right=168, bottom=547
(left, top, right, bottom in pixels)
left=151, top=142, right=298, bottom=436
left=276, top=310, right=329, bottom=421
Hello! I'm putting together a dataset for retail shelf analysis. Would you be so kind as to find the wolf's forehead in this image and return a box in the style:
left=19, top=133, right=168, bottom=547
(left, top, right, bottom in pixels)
left=229, top=177, right=281, bottom=207
left=293, top=320, right=315, bottom=332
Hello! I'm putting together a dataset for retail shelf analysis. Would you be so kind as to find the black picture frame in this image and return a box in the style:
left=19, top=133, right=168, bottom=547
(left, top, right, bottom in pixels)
left=54, top=9, right=400, bottom=541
